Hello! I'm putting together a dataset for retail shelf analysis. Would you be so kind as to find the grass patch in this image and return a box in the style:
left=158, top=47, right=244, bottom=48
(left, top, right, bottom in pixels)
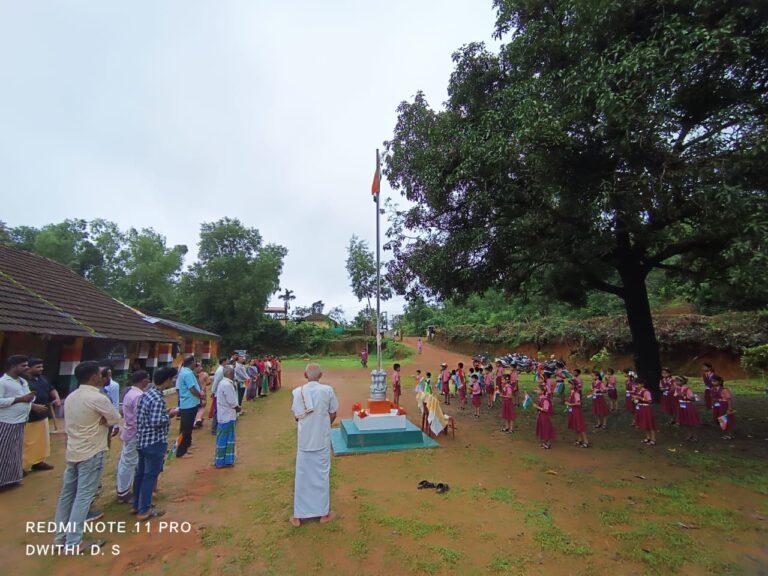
left=201, top=525, right=233, bottom=548
left=281, top=351, right=414, bottom=370
left=489, top=487, right=514, bottom=503
left=350, top=538, right=368, bottom=559
left=375, top=513, right=457, bottom=538
left=519, top=453, right=544, bottom=469
left=352, top=486, right=373, bottom=497
left=599, top=508, right=631, bottom=526
left=534, top=526, right=591, bottom=556
left=487, top=555, right=529, bottom=574
left=427, top=545, right=463, bottom=565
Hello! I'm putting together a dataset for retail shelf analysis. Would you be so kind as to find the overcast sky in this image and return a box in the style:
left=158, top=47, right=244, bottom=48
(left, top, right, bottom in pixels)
left=0, top=1, right=498, bottom=322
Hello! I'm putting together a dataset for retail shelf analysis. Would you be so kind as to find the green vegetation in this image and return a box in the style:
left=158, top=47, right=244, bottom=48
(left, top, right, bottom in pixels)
left=281, top=348, right=413, bottom=370
left=386, top=0, right=768, bottom=389
left=741, top=344, right=768, bottom=376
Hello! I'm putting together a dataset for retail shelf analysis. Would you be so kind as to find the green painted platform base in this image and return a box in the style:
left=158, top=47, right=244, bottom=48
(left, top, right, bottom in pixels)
left=331, top=419, right=440, bottom=456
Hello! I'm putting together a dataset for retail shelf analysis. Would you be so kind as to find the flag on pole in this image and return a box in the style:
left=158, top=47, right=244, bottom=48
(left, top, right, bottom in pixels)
left=371, top=149, right=381, bottom=202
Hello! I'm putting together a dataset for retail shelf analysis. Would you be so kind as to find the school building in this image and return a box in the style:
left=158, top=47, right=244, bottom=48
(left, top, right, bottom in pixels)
left=0, top=245, right=216, bottom=394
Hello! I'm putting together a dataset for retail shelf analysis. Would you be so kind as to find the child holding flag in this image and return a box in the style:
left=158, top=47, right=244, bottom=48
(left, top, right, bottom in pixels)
left=674, top=375, right=701, bottom=442
left=565, top=379, right=590, bottom=447
left=711, top=375, right=734, bottom=440
left=634, top=379, right=656, bottom=446
left=534, top=387, right=555, bottom=449
left=590, top=370, right=609, bottom=430
left=500, top=377, right=516, bottom=433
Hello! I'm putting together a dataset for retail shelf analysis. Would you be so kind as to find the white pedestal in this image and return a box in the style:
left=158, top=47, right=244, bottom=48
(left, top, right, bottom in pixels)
left=353, top=410, right=407, bottom=430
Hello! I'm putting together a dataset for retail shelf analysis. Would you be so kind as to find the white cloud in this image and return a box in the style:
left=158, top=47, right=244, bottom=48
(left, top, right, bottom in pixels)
left=0, top=0, right=498, bottom=321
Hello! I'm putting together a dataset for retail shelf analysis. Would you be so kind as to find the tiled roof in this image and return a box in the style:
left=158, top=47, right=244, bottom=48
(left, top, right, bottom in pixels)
left=0, top=245, right=173, bottom=342
left=302, top=313, right=336, bottom=323
left=143, top=315, right=220, bottom=339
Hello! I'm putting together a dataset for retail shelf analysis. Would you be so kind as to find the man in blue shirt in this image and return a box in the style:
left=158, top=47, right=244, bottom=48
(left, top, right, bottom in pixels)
left=176, top=356, right=202, bottom=458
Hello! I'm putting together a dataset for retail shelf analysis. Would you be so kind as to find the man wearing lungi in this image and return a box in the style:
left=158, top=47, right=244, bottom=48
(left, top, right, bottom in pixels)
left=0, top=355, right=35, bottom=488
left=290, top=363, right=338, bottom=527
left=23, top=358, right=61, bottom=472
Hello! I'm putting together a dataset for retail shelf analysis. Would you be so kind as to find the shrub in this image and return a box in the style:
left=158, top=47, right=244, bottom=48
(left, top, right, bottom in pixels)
left=741, top=344, right=768, bottom=375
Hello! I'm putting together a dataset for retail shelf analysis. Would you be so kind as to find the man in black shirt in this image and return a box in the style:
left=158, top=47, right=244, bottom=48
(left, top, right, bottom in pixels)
left=23, top=358, right=61, bottom=472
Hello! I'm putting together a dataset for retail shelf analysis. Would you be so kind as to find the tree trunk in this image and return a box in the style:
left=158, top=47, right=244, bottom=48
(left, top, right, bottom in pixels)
left=617, top=263, right=662, bottom=396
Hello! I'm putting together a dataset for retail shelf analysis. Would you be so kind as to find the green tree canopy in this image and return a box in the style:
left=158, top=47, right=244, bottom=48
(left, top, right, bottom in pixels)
left=177, top=218, right=287, bottom=351
left=385, top=0, right=768, bottom=388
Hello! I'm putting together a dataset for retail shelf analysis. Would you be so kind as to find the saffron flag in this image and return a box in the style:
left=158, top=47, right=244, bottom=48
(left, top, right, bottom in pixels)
left=371, top=149, right=381, bottom=202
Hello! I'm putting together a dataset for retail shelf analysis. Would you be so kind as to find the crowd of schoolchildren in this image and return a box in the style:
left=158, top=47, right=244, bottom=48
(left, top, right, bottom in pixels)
left=400, top=358, right=735, bottom=450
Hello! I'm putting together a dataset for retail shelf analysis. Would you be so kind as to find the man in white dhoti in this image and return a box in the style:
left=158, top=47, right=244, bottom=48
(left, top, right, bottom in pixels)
left=290, top=363, right=338, bottom=527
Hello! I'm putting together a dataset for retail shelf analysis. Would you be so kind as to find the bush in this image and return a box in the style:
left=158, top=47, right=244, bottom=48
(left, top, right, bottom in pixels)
left=741, top=344, right=768, bottom=375
left=381, top=340, right=413, bottom=361
left=439, top=311, right=768, bottom=355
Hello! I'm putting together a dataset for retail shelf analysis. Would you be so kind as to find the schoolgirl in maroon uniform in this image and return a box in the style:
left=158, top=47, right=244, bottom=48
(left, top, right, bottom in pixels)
left=509, top=366, right=520, bottom=406
left=565, top=379, right=590, bottom=448
left=633, top=379, right=656, bottom=445
left=457, top=362, right=467, bottom=410
left=659, top=367, right=675, bottom=423
left=495, top=361, right=505, bottom=394
left=534, top=387, right=555, bottom=449
left=440, top=363, right=451, bottom=405
left=541, top=372, right=556, bottom=416
left=710, top=375, right=734, bottom=440
left=702, top=363, right=717, bottom=409
left=470, top=374, right=482, bottom=417
left=484, top=366, right=495, bottom=408
left=674, top=376, right=701, bottom=442
left=605, top=368, right=618, bottom=412
left=570, top=368, right=583, bottom=393
left=590, top=370, right=609, bottom=429
left=500, top=379, right=516, bottom=433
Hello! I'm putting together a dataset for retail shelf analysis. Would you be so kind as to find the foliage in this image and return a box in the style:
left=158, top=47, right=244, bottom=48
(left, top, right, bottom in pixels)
left=438, top=311, right=768, bottom=355
left=590, top=347, right=611, bottom=365
left=176, top=218, right=286, bottom=352
left=346, top=234, right=392, bottom=330
left=384, top=0, right=768, bottom=387
left=113, top=228, right=187, bottom=314
left=1, top=218, right=188, bottom=315
left=741, top=344, right=768, bottom=375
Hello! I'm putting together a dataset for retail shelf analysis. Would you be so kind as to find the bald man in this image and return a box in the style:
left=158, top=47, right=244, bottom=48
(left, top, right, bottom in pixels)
left=290, top=363, right=338, bottom=527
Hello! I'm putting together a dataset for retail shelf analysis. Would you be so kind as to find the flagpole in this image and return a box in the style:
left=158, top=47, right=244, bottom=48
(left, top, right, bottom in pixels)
left=375, top=148, right=382, bottom=371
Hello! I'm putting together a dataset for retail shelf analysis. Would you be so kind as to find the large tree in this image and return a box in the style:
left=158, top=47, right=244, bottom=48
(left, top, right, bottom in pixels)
left=385, top=0, right=768, bottom=390
left=345, top=235, right=392, bottom=333
left=113, top=228, right=187, bottom=315
left=177, top=218, right=287, bottom=351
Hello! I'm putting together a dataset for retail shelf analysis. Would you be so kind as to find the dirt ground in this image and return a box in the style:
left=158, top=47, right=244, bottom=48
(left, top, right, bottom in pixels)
left=2, top=338, right=767, bottom=576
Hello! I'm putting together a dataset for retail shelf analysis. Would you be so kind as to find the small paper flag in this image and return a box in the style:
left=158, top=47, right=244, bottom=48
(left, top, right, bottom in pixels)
left=522, top=393, right=533, bottom=410
left=718, top=414, right=729, bottom=431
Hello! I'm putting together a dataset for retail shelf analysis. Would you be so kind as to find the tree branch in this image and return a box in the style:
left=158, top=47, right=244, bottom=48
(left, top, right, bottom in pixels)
left=644, top=236, right=724, bottom=272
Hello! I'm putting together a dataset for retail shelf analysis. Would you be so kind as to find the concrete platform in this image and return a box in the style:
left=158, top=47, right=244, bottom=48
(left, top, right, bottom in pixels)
left=331, top=418, right=440, bottom=456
